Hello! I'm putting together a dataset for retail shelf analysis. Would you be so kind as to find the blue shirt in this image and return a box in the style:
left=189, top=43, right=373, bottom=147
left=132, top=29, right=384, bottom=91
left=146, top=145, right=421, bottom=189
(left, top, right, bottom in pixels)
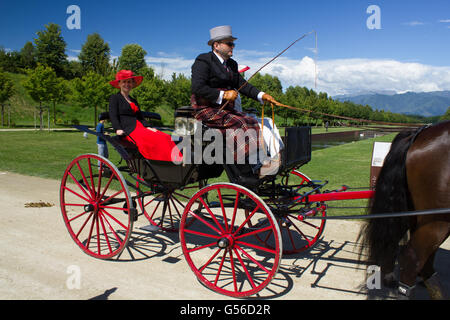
left=96, top=122, right=106, bottom=144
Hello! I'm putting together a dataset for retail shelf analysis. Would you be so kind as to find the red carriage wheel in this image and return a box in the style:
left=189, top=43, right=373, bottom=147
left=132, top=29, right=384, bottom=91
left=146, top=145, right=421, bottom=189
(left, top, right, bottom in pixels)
left=137, top=179, right=204, bottom=232
left=179, top=183, right=282, bottom=297
left=279, top=170, right=326, bottom=254
left=248, top=170, right=326, bottom=255
left=60, top=154, right=134, bottom=259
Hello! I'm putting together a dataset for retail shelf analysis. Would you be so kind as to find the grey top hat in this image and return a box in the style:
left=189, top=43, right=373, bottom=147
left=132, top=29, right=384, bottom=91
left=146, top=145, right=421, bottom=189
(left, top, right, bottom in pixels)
left=208, top=25, right=237, bottom=46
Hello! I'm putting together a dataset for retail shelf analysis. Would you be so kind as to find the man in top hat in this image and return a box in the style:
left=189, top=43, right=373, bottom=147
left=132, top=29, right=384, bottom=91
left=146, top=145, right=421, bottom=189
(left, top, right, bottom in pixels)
left=191, top=25, right=277, bottom=176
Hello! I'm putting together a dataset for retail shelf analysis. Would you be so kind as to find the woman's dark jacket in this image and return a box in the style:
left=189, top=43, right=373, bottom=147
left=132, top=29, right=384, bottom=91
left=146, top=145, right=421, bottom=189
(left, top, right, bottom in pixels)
left=108, top=93, right=150, bottom=135
left=191, top=51, right=261, bottom=106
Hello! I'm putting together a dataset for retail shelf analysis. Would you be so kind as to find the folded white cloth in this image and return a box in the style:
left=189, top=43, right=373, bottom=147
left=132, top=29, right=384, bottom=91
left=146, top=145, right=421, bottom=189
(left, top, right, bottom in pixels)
left=257, top=117, right=284, bottom=159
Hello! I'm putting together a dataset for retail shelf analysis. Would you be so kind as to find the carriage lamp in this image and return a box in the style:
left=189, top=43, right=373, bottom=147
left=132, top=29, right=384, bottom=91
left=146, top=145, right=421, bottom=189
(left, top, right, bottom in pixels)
left=174, top=117, right=198, bottom=136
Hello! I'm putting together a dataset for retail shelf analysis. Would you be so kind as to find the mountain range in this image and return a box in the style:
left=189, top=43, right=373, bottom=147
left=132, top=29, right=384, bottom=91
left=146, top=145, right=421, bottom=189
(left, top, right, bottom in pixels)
left=334, top=90, right=450, bottom=117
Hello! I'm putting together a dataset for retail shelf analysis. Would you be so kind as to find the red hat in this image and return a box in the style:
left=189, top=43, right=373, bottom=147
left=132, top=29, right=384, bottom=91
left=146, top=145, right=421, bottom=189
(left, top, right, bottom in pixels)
left=109, top=70, right=143, bottom=89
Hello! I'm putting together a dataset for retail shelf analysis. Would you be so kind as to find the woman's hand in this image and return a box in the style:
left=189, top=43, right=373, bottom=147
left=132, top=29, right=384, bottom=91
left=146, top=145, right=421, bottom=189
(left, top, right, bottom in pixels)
left=146, top=127, right=157, bottom=132
left=116, top=129, right=125, bottom=136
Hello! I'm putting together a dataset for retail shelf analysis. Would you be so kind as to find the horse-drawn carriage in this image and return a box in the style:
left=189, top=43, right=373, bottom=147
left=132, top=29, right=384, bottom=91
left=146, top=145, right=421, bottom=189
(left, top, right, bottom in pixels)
left=60, top=106, right=450, bottom=299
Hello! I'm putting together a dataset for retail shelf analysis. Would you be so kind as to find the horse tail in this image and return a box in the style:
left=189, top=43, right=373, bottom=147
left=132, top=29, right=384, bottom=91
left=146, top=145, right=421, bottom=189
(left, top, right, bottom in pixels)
left=359, top=129, right=418, bottom=273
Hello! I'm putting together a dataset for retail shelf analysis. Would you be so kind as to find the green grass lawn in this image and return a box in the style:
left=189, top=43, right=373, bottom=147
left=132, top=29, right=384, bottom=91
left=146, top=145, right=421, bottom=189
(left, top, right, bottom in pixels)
left=0, top=130, right=396, bottom=216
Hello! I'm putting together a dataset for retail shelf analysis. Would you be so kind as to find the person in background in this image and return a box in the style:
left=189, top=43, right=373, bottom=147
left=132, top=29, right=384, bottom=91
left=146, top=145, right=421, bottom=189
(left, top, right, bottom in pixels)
left=96, top=113, right=109, bottom=167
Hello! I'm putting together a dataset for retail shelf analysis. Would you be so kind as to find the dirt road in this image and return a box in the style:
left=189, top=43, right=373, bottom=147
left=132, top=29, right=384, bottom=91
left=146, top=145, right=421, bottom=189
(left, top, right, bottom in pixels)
left=0, top=171, right=448, bottom=300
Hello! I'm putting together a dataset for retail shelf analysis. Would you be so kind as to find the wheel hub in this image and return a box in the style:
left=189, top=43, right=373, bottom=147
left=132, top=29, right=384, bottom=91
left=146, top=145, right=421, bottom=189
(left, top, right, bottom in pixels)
left=217, top=235, right=234, bottom=249
left=84, top=203, right=95, bottom=212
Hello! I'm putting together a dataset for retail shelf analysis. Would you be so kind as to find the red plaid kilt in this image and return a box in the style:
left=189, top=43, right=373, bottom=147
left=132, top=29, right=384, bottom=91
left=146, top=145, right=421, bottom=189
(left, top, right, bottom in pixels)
left=191, top=94, right=260, bottom=161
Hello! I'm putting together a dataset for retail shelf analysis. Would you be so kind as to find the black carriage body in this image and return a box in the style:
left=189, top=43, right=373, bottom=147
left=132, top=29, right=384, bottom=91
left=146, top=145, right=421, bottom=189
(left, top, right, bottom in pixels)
left=281, top=126, right=312, bottom=173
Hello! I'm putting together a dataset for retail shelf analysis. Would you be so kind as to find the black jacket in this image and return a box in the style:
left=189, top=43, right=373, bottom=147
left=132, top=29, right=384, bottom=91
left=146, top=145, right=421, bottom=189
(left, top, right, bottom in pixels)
left=191, top=51, right=260, bottom=105
left=108, top=93, right=150, bottom=134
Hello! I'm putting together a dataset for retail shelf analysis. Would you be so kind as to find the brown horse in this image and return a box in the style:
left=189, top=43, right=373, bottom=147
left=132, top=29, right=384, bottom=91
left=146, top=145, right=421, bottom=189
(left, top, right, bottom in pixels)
left=359, top=120, right=450, bottom=299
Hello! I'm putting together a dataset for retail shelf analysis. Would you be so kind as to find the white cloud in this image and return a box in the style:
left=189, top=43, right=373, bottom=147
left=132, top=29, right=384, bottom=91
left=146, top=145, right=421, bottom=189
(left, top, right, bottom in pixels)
left=234, top=52, right=450, bottom=96
left=402, top=21, right=425, bottom=26
left=265, top=57, right=450, bottom=96
left=145, top=55, right=194, bottom=79
left=439, top=19, right=450, bottom=23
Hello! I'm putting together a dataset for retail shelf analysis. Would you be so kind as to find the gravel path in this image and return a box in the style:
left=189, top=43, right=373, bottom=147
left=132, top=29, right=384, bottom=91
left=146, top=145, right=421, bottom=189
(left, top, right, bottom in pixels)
left=0, top=171, right=448, bottom=300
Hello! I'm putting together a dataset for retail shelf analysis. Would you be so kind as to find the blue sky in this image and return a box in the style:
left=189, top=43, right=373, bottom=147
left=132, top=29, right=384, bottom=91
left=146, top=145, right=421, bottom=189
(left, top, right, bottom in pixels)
left=1, top=0, right=449, bottom=96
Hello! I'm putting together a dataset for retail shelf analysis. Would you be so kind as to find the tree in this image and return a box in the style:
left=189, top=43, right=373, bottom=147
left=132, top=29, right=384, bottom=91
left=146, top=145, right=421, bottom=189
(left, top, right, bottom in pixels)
left=241, top=73, right=283, bottom=114
left=23, top=64, right=59, bottom=130
left=72, top=71, right=114, bottom=126
left=133, top=76, right=166, bottom=112
left=441, top=106, right=450, bottom=121
left=164, top=73, right=191, bottom=110
left=0, top=71, right=15, bottom=127
left=118, top=44, right=147, bottom=73
left=49, top=79, right=71, bottom=125
left=0, top=48, right=21, bottom=73
left=65, top=60, right=84, bottom=79
left=20, top=41, right=36, bottom=70
left=34, top=23, right=68, bottom=77
left=78, top=33, right=111, bottom=76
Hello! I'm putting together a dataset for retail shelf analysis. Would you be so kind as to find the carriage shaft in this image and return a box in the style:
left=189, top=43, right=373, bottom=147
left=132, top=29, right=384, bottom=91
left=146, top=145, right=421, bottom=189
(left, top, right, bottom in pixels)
left=303, top=190, right=374, bottom=203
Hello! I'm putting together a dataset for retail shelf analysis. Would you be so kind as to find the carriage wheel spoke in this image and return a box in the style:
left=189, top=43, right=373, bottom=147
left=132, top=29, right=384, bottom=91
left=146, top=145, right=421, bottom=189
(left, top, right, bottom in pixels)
left=229, top=191, right=240, bottom=228
left=85, top=211, right=96, bottom=249
left=199, top=247, right=222, bottom=273
left=87, top=158, right=97, bottom=200
left=100, top=189, right=124, bottom=206
left=235, top=240, right=277, bottom=255
left=75, top=212, right=94, bottom=238
left=233, top=248, right=256, bottom=289
left=96, top=163, right=103, bottom=198
left=68, top=210, right=89, bottom=223
left=167, top=197, right=175, bottom=228
left=198, top=197, right=225, bottom=233
left=148, top=200, right=162, bottom=220
left=76, top=161, right=94, bottom=198
left=186, top=241, right=217, bottom=254
left=101, top=208, right=128, bottom=230
left=98, top=213, right=113, bottom=254
left=67, top=171, right=92, bottom=200
left=95, top=212, right=101, bottom=254
left=234, top=225, right=273, bottom=240
left=183, top=228, right=220, bottom=240
left=170, top=197, right=183, bottom=220
left=216, top=189, right=229, bottom=231
left=214, top=249, right=228, bottom=285
left=233, top=205, right=260, bottom=236
left=188, top=208, right=222, bottom=235
left=235, top=244, right=270, bottom=274
left=98, top=173, right=115, bottom=201
left=228, top=249, right=238, bottom=292
left=63, top=186, right=91, bottom=203
left=99, top=210, right=124, bottom=244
